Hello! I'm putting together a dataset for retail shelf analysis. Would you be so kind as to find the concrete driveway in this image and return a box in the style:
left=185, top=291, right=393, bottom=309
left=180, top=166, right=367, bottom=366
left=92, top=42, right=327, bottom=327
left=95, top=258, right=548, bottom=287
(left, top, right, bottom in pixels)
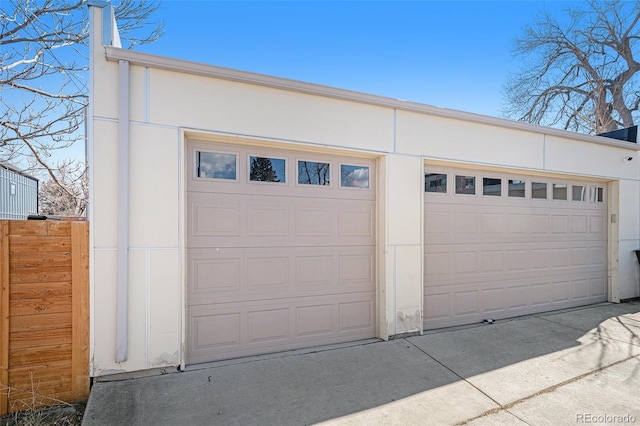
left=82, top=301, right=640, bottom=426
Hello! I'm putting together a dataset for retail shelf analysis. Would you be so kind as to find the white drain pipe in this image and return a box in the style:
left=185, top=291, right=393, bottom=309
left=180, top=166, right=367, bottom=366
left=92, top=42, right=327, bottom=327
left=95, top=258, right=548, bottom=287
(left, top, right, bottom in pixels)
left=115, top=58, right=130, bottom=363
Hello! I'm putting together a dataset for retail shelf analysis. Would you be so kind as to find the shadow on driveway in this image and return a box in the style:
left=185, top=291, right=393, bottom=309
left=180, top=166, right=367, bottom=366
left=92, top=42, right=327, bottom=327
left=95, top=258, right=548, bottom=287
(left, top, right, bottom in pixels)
left=83, top=301, right=640, bottom=426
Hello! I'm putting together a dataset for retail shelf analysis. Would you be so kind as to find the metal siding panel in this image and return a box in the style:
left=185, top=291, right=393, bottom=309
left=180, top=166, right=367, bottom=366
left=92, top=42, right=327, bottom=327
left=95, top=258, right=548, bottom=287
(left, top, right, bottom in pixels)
left=0, top=168, right=36, bottom=219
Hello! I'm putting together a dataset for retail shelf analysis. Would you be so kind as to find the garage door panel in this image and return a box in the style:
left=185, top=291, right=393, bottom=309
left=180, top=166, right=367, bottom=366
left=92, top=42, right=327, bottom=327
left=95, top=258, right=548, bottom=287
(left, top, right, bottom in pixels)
left=589, top=246, right=607, bottom=266
left=188, top=193, right=374, bottom=247
left=191, top=257, right=242, bottom=292
left=296, top=208, right=333, bottom=236
left=481, top=288, right=506, bottom=313
left=425, top=273, right=608, bottom=328
left=247, top=256, right=289, bottom=288
left=192, top=204, right=241, bottom=237
left=553, top=281, right=571, bottom=302
left=425, top=267, right=607, bottom=289
left=187, top=184, right=376, bottom=201
left=425, top=287, right=606, bottom=329
left=247, top=206, right=289, bottom=236
left=296, top=255, right=333, bottom=285
left=191, top=311, right=242, bottom=352
left=454, top=290, right=479, bottom=317
left=247, top=308, right=290, bottom=343
left=590, top=277, right=607, bottom=298
left=590, top=215, right=606, bottom=234
left=551, top=215, right=569, bottom=234
left=480, top=250, right=503, bottom=272
left=187, top=293, right=375, bottom=363
left=572, top=279, right=589, bottom=299
left=339, top=300, right=374, bottom=331
left=425, top=243, right=607, bottom=286
left=425, top=252, right=450, bottom=276
left=296, top=304, right=334, bottom=336
left=426, top=200, right=603, bottom=226
left=530, top=282, right=552, bottom=306
left=424, top=165, right=607, bottom=330
left=188, top=246, right=373, bottom=304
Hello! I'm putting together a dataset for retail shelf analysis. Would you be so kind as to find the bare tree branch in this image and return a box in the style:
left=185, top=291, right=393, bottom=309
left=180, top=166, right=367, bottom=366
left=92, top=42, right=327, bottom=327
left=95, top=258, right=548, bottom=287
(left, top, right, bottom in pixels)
left=503, top=0, right=640, bottom=133
left=0, top=0, right=164, bottom=215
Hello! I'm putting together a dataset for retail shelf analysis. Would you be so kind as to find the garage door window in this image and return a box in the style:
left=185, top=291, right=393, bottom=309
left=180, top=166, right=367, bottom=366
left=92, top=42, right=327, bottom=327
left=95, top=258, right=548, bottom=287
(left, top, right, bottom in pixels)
left=553, top=184, right=568, bottom=200
left=196, top=151, right=237, bottom=180
left=483, top=178, right=501, bottom=196
left=249, top=156, right=286, bottom=183
left=341, top=164, right=369, bottom=188
left=572, top=185, right=586, bottom=201
left=425, top=173, right=447, bottom=193
left=298, top=160, right=330, bottom=186
left=532, top=182, right=547, bottom=199
left=591, top=186, right=604, bottom=202
left=455, top=175, right=475, bottom=195
left=508, top=179, right=525, bottom=197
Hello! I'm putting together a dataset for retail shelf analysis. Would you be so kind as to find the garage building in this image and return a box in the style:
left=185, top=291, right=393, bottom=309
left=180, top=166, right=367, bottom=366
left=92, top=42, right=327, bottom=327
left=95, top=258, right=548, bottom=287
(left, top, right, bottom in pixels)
left=88, top=3, right=640, bottom=375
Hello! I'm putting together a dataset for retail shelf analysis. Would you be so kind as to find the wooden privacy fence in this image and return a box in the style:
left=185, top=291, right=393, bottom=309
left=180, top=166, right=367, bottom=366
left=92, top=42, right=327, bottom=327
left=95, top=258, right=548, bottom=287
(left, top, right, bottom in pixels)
left=0, top=220, right=89, bottom=415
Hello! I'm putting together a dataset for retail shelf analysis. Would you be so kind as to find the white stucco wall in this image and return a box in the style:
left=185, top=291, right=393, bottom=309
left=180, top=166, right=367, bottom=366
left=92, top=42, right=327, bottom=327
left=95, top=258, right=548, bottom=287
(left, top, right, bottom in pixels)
left=89, top=5, right=640, bottom=376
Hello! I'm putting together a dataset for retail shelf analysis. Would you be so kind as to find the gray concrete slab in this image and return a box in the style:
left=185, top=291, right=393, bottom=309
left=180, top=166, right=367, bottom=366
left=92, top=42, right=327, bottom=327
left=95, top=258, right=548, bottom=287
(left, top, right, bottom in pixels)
left=83, top=302, right=640, bottom=426
left=316, top=380, right=498, bottom=426
left=83, top=339, right=497, bottom=426
left=465, top=410, right=528, bottom=426
left=540, top=302, right=640, bottom=348
left=469, top=356, right=640, bottom=426
left=408, top=302, right=640, bottom=406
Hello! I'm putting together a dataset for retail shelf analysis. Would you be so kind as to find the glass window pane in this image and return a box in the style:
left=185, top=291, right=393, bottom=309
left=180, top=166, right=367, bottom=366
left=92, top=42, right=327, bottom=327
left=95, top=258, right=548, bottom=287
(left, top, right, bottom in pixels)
left=590, top=186, right=604, bottom=202
left=197, top=151, right=236, bottom=179
left=425, top=173, right=447, bottom=193
left=483, top=178, right=501, bottom=196
left=572, top=185, right=585, bottom=201
left=508, top=179, right=525, bottom=197
left=249, top=156, right=286, bottom=183
left=532, top=182, right=547, bottom=199
left=298, top=161, right=330, bottom=185
left=341, top=165, right=369, bottom=188
left=553, top=184, right=567, bottom=200
left=455, top=175, right=475, bottom=194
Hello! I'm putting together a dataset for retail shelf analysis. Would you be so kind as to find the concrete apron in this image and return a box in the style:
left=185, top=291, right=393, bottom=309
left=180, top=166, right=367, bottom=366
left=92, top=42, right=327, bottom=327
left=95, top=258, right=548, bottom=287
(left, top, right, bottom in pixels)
left=82, top=301, right=640, bottom=426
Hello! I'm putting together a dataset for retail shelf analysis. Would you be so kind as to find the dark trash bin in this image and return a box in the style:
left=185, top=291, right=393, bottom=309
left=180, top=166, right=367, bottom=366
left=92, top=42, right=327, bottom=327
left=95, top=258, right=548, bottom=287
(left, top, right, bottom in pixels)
left=635, top=250, right=640, bottom=263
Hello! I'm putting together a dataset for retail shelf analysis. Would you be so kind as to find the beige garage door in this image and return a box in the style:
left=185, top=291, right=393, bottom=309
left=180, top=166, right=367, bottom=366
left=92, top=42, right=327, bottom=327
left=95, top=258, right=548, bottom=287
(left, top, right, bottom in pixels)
left=186, top=140, right=376, bottom=363
left=424, top=165, right=608, bottom=330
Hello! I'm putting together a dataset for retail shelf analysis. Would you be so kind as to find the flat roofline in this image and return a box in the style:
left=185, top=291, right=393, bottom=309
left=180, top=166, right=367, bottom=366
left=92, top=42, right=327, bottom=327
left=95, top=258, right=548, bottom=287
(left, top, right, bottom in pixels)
left=104, top=46, right=640, bottom=152
left=0, top=162, right=39, bottom=182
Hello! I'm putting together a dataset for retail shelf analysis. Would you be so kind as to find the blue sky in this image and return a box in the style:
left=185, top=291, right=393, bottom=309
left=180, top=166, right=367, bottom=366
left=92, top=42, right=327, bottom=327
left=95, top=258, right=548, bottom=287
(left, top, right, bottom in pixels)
left=134, top=1, right=580, bottom=118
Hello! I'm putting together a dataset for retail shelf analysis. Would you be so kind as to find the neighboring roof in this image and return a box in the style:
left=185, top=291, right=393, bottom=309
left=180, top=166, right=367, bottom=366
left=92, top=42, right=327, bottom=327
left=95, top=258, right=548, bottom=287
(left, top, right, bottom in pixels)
left=0, top=161, right=39, bottom=182
left=598, top=126, right=638, bottom=143
left=104, top=46, right=640, bottom=152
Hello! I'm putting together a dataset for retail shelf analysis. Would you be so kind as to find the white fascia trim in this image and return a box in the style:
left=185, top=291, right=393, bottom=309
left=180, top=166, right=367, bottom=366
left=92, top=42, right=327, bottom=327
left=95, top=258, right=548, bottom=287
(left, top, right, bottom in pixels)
left=103, top=46, right=640, bottom=152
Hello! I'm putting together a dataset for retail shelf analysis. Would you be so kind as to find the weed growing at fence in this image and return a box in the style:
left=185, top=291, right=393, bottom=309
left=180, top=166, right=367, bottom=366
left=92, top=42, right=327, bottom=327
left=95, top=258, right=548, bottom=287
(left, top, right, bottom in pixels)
left=0, top=375, right=86, bottom=425
left=0, top=400, right=85, bottom=426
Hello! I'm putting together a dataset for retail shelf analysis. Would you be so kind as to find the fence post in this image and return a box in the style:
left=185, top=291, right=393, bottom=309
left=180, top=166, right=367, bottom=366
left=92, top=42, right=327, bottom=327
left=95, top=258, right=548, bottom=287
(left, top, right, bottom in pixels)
left=71, top=222, right=90, bottom=400
left=0, top=221, right=9, bottom=416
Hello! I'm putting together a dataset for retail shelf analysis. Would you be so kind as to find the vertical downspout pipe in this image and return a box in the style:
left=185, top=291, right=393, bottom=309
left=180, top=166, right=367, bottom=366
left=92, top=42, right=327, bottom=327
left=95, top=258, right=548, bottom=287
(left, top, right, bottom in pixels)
left=116, top=59, right=130, bottom=363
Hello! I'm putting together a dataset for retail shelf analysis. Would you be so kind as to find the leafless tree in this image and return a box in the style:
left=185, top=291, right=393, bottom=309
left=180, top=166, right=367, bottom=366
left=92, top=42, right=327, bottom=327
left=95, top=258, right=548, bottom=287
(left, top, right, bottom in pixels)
left=39, top=164, right=88, bottom=217
left=504, top=0, right=640, bottom=134
left=0, top=0, right=163, bottom=215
